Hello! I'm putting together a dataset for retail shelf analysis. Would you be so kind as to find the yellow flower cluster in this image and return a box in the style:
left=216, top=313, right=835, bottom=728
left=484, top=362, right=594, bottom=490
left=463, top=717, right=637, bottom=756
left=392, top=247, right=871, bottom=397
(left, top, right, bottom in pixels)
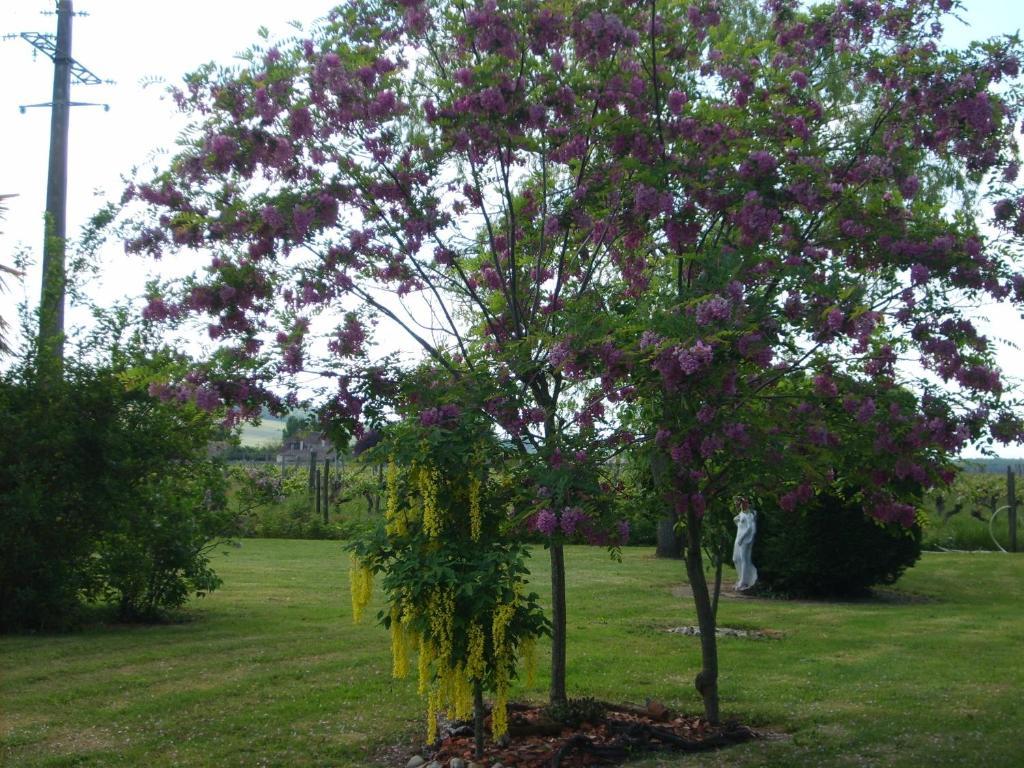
left=490, top=602, right=517, bottom=739
left=466, top=621, right=486, bottom=680
left=419, top=465, right=442, bottom=537
left=390, top=604, right=412, bottom=678
left=349, top=554, right=373, bottom=624
left=384, top=457, right=406, bottom=536
left=468, top=476, right=482, bottom=541
left=411, top=589, right=475, bottom=742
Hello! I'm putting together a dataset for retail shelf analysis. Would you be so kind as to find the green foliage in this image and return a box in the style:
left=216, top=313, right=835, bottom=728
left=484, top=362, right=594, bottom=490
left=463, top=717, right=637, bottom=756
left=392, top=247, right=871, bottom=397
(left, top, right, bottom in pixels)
left=921, top=471, right=1023, bottom=551
left=542, top=696, right=607, bottom=728
left=230, top=465, right=369, bottom=541
left=0, top=325, right=233, bottom=630
left=283, top=415, right=303, bottom=438
left=347, top=404, right=549, bottom=740
left=752, top=490, right=923, bottom=598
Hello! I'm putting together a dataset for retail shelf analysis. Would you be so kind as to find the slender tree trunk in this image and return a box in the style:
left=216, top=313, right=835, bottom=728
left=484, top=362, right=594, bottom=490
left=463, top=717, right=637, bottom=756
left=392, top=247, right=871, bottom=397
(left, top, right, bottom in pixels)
left=549, top=541, right=568, bottom=706
left=473, top=679, right=485, bottom=758
left=683, top=509, right=720, bottom=724
left=711, top=554, right=724, bottom=622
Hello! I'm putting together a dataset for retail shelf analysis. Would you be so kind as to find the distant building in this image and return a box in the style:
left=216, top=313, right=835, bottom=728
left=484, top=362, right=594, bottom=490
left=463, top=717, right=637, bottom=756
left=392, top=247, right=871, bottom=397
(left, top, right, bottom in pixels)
left=278, top=431, right=337, bottom=466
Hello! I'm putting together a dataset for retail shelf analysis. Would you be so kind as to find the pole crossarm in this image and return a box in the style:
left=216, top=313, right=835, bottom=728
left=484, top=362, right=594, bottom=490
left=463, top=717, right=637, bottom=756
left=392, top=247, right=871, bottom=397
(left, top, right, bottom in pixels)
left=16, top=31, right=104, bottom=85
left=19, top=101, right=110, bottom=113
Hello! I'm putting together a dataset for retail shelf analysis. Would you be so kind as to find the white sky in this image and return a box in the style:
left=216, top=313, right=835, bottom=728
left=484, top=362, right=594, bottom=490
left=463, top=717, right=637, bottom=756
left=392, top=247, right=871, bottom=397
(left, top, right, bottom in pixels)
left=1, top=0, right=1023, bottom=455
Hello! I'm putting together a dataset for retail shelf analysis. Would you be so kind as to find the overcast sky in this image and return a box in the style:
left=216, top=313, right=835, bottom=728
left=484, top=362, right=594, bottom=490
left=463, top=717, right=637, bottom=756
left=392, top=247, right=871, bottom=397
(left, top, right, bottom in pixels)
left=2, top=1, right=1023, bottom=453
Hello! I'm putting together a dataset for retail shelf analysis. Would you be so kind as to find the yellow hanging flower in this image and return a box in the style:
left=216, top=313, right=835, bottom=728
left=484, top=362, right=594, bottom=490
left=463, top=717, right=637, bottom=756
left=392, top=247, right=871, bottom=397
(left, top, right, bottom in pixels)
left=418, top=638, right=434, bottom=697
left=384, top=457, right=405, bottom=536
left=468, top=476, right=482, bottom=541
left=490, top=602, right=516, bottom=739
left=452, top=664, right=473, bottom=721
left=348, top=554, right=373, bottom=623
left=426, top=687, right=440, bottom=743
left=466, top=622, right=486, bottom=680
left=390, top=604, right=409, bottom=678
left=420, top=465, right=442, bottom=537
left=428, top=587, right=455, bottom=662
left=492, top=680, right=509, bottom=739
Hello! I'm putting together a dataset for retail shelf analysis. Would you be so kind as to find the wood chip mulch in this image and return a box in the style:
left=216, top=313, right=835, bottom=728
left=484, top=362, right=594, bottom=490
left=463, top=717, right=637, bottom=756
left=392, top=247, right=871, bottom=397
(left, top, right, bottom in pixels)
left=430, top=702, right=759, bottom=768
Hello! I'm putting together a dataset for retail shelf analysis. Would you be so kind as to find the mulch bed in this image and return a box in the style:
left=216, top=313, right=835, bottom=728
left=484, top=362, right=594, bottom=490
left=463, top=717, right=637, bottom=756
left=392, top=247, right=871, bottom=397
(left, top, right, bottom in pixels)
left=430, top=702, right=759, bottom=768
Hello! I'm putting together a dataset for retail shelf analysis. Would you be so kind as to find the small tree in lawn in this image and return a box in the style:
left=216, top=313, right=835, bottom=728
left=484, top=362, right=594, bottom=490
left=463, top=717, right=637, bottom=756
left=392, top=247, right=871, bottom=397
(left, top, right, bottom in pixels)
left=111, top=0, right=1024, bottom=725
left=347, top=380, right=548, bottom=754
left=544, top=0, right=1024, bottom=723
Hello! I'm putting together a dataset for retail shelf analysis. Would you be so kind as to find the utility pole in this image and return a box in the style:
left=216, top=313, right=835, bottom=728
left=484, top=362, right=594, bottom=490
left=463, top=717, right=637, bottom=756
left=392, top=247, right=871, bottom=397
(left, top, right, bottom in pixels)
left=6, top=1, right=109, bottom=370
left=38, top=0, right=73, bottom=366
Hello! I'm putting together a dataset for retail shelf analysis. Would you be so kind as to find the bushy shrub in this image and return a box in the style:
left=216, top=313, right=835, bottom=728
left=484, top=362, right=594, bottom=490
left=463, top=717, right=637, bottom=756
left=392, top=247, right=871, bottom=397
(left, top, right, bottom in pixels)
left=1, top=339, right=233, bottom=630
left=752, top=490, right=923, bottom=598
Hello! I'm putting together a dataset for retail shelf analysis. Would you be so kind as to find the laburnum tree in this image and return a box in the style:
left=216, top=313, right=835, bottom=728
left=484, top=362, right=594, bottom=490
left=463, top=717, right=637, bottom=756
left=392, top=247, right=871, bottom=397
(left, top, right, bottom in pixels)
left=346, top=373, right=548, bottom=753
left=115, top=0, right=1024, bottom=723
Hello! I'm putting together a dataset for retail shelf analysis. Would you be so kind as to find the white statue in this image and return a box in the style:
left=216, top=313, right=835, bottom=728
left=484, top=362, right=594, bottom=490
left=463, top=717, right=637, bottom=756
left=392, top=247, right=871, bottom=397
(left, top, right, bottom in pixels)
left=732, top=499, right=758, bottom=592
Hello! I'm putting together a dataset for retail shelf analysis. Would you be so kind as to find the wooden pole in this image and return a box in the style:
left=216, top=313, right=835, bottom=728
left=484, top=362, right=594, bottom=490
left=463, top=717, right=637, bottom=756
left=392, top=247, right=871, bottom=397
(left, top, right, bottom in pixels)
left=315, top=468, right=322, bottom=521
left=1008, top=467, right=1017, bottom=553
left=323, top=459, right=330, bottom=524
left=308, top=450, right=317, bottom=493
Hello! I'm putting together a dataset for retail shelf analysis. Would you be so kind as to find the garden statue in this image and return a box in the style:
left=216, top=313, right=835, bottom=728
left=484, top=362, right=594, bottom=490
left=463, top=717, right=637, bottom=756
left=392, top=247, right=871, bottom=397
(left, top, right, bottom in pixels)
left=733, top=499, right=758, bottom=592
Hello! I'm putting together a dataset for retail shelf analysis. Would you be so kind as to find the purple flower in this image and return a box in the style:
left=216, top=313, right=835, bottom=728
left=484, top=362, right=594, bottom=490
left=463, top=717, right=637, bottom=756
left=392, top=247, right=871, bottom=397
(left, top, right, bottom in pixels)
left=695, top=295, right=731, bottom=326
left=826, top=308, right=845, bottom=332
left=910, top=263, right=931, bottom=285
left=142, top=297, right=171, bottom=322
left=639, top=330, right=663, bottom=350
left=667, top=89, right=687, bottom=114
left=533, top=508, right=558, bottom=536
left=994, top=198, right=1015, bottom=222
left=289, top=106, right=313, bottom=139
left=209, top=134, right=237, bottom=171
left=856, top=398, right=876, bottom=423
left=194, top=386, right=220, bottom=412
left=900, top=175, right=920, bottom=199
left=560, top=507, right=587, bottom=535
left=813, top=373, right=838, bottom=397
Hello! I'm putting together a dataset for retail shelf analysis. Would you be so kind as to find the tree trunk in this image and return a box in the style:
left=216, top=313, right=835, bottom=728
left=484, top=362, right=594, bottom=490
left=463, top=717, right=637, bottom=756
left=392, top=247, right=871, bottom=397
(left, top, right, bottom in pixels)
left=711, top=554, right=724, bottom=622
left=656, top=513, right=683, bottom=558
left=683, top=509, right=720, bottom=724
left=473, top=679, right=485, bottom=758
left=549, top=541, right=568, bottom=706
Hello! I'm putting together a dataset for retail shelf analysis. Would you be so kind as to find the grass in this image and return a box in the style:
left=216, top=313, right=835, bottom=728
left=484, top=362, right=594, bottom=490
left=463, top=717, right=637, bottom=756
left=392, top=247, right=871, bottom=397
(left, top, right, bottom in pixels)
left=2, top=542, right=1023, bottom=767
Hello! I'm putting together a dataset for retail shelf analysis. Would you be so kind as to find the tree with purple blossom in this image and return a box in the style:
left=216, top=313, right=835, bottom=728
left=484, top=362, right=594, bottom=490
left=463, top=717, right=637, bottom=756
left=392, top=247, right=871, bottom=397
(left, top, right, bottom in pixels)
left=107, top=0, right=1024, bottom=726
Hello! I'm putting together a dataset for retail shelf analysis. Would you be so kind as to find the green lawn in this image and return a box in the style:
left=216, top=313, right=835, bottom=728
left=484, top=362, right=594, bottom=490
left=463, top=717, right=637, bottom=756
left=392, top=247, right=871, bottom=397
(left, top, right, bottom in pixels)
left=2, top=542, right=1022, bottom=767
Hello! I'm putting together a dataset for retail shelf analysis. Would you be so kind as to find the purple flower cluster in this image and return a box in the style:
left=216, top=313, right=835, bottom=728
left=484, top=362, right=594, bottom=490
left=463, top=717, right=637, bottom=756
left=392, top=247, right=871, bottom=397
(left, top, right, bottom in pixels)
left=694, top=295, right=731, bottom=326
left=419, top=404, right=462, bottom=427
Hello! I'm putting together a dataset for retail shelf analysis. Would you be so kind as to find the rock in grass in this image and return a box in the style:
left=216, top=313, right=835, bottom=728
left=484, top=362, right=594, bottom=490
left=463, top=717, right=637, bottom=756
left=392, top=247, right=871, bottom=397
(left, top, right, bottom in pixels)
left=425, top=761, right=442, bottom=768
left=450, top=759, right=465, bottom=768
left=406, top=757, right=425, bottom=768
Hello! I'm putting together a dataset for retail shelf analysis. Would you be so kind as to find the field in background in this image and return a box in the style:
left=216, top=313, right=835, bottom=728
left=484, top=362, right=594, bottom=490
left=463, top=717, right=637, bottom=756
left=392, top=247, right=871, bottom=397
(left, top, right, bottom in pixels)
left=2, top=541, right=1023, bottom=767
left=239, top=417, right=288, bottom=447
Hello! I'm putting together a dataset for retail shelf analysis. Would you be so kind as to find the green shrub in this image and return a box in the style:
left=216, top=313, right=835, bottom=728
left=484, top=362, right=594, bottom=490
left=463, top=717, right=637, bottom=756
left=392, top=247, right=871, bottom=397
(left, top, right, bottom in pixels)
left=752, top=490, right=923, bottom=598
left=1, top=336, right=233, bottom=630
